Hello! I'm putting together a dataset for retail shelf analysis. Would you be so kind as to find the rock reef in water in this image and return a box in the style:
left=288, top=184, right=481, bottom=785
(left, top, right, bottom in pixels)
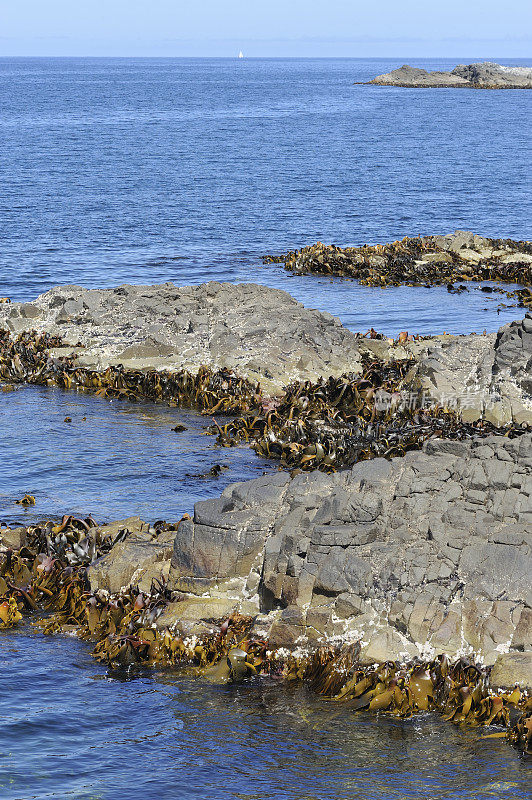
left=0, top=282, right=370, bottom=396
left=364, top=62, right=532, bottom=89
left=265, top=230, right=532, bottom=291
left=2, top=274, right=532, bottom=425
left=78, top=432, right=532, bottom=685
left=1, top=277, right=531, bottom=678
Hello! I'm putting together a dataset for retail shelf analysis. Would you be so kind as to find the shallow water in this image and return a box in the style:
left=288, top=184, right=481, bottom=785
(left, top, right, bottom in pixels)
left=1, top=57, right=532, bottom=798
left=1, top=625, right=530, bottom=800
left=0, top=384, right=273, bottom=526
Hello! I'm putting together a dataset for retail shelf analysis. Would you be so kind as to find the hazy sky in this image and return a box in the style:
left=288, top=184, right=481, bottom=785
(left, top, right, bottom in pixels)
left=0, top=0, right=530, bottom=57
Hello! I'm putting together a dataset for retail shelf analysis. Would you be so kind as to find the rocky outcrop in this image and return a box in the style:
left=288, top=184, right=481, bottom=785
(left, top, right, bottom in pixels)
left=0, top=282, right=427, bottom=386
left=367, top=64, right=471, bottom=88
left=2, top=278, right=532, bottom=427
left=165, top=433, right=532, bottom=681
left=265, top=230, right=532, bottom=286
left=409, top=312, right=532, bottom=426
left=365, top=62, right=532, bottom=89
left=453, top=62, right=532, bottom=88
left=0, top=282, right=376, bottom=395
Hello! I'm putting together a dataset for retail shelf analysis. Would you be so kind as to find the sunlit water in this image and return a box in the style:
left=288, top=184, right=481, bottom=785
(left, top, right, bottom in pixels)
left=0, top=384, right=273, bottom=526
left=1, top=57, right=531, bottom=798
left=0, top=57, right=530, bottom=335
left=1, top=626, right=530, bottom=800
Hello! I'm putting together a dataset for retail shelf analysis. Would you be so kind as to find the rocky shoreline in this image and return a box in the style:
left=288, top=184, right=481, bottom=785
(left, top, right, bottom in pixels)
left=0, top=469, right=531, bottom=753
left=360, top=62, right=532, bottom=89
left=1, top=274, right=532, bottom=445
left=263, top=231, right=532, bottom=296
left=1, top=269, right=531, bottom=751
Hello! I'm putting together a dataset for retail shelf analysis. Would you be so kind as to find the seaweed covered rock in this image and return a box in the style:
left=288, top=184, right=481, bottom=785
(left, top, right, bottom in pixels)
left=168, top=432, right=532, bottom=673
left=1, top=497, right=531, bottom=751
left=264, top=231, right=532, bottom=288
left=2, top=281, right=532, bottom=434
left=0, top=282, right=368, bottom=394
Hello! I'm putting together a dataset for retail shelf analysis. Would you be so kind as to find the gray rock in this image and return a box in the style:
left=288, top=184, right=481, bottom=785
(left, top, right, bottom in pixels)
left=367, top=62, right=532, bottom=89
left=166, top=432, right=532, bottom=661
left=0, top=282, right=371, bottom=395
left=492, top=313, right=532, bottom=401
left=156, top=597, right=238, bottom=630
left=359, top=625, right=419, bottom=664
left=368, top=64, right=470, bottom=88
left=88, top=526, right=174, bottom=594
left=0, top=526, right=27, bottom=550
left=452, top=62, right=532, bottom=89
left=408, top=311, right=532, bottom=425
left=2, top=280, right=531, bottom=422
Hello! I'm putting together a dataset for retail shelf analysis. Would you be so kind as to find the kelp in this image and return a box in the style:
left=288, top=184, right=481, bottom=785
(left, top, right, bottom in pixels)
left=0, top=524, right=530, bottom=755
left=302, top=646, right=532, bottom=756
left=0, top=518, right=269, bottom=674
left=263, top=236, right=532, bottom=301
left=0, top=329, right=259, bottom=416
left=211, top=355, right=527, bottom=472
left=1, top=329, right=527, bottom=474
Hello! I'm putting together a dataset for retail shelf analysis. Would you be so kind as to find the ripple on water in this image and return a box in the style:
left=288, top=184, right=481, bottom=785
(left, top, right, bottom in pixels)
left=1, top=56, right=531, bottom=798
left=0, top=627, right=530, bottom=800
left=0, top=384, right=274, bottom=524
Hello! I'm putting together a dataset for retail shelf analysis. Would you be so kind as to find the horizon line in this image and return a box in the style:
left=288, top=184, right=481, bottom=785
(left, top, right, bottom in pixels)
left=1, top=54, right=531, bottom=60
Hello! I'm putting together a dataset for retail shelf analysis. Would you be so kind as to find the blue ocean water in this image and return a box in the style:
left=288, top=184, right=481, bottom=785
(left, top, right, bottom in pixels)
left=0, top=626, right=530, bottom=800
left=0, top=384, right=274, bottom=526
left=0, top=58, right=531, bottom=799
left=0, top=57, right=531, bottom=334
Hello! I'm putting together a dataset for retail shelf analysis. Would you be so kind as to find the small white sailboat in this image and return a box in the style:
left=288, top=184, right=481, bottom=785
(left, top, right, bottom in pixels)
left=238, top=51, right=244, bottom=59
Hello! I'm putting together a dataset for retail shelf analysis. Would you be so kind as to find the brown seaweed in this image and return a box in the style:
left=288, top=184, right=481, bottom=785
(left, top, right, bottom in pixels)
left=263, top=236, right=532, bottom=298
left=0, top=524, right=530, bottom=756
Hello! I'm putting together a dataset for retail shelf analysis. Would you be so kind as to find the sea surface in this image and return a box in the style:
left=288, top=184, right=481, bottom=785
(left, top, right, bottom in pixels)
left=0, top=56, right=531, bottom=334
left=1, top=58, right=531, bottom=799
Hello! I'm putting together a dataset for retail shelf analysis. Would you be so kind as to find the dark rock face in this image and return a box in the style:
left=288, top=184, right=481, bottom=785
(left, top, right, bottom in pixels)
left=452, top=62, right=532, bottom=88
left=169, top=433, right=532, bottom=668
left=366, top=62, right=532, bottom=89
left=493, top=313, right=532, bottom=397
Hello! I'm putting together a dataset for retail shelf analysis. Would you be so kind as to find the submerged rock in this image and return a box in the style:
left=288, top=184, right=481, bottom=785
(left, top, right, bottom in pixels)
left=364, top=62, right=532, bottom=89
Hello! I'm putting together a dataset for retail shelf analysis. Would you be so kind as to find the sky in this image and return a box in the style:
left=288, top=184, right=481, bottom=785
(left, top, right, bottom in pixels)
left=0, top=0, right=531, bottom=58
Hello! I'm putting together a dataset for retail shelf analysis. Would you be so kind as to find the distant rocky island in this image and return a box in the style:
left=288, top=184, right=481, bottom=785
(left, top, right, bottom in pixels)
left=360, top=62, right=532, bottom=89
